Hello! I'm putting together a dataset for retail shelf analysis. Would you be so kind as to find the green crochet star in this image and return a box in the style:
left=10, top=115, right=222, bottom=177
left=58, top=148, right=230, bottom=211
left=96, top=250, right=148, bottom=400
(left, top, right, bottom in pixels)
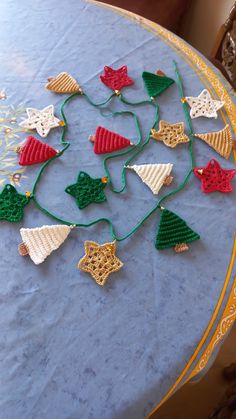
left=0, top=184, right=30, bottom=222
left=65, top=171, right=108, bottom=209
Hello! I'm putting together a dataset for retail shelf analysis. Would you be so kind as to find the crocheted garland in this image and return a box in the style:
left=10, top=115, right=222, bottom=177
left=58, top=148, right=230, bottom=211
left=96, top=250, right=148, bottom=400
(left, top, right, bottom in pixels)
left=90, top=126, right=133, bottom=154
left=46, top=72, right=82, bottom=94
left=151, top=120, right=189, bottom=148
left=142, top=71, right=175, bottom=98
left=18, top=136, right=58, bottom=166
left=65, top=171, right=108, bottom=209
left=0, top=184, right=30, bottom=222
left=183, top=89, right=225, bottom=119
left=78, top=240, right=123, bottom=286
left=100, top=65, right=133, bottom=93
left=155, top=208, right=200, bottom=252
left=19, top=105, right=64, bottom=137
left=18, top=224, right=73, bottom=264
left=194, top=125, right=233, bottom=159
left=193, top=159, right=236, bottom=193
left=0, top=64, right=233, bottom=285
left=126, top=163, right=173, bottom=194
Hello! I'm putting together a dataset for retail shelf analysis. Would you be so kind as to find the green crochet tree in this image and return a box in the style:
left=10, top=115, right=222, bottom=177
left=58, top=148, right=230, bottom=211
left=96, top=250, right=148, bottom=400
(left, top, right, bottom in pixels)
left=155, top=208, right=200, bottom=252
left=142, top=71, right=175, bottom=98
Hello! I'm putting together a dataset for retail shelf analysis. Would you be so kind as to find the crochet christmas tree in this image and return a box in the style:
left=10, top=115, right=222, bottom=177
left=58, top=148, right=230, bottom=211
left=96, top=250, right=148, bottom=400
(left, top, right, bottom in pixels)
left=18, top=136, right=58, bottom=166
left=90, top=126, right=133, bottom=154
left=126, top=163, right=173, bottom=194
left=155, top=209, right=200, bottom=252
left=142, top=71, right=175, bottom=97
left=18, top=224, right=72, bottom=264
left=194, top=125, right=233, bottom=159
left=46, top=72, right=82, bottom=94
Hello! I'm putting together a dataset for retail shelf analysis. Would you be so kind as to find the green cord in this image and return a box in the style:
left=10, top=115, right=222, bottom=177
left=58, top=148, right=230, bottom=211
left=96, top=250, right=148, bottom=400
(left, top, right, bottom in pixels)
left=60, top=92, right=80, bottom=145
left=120, top=93, right=155, bottom=107
left=84, top=92, right=116, bottom=107
left=31, top=62, right=196, bottom=243
left=101, top=110, right=142, bottom=193
left=101, top=101, right=159, bottom=193
left=173, top=60, right=195, bottom=168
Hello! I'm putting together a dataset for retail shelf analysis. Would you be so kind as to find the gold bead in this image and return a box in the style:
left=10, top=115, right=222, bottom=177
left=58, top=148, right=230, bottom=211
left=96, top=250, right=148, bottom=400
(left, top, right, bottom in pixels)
left=101, top=177, right=108, bottom=184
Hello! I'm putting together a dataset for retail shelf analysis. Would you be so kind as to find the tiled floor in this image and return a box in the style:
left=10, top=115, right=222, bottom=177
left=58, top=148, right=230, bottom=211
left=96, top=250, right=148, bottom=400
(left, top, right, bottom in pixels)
left=151, top=323, right=236, bottom=419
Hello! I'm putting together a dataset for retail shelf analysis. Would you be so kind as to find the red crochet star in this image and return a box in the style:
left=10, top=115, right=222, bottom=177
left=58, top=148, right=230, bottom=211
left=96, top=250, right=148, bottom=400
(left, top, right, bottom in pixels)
left=100, top=65, right=134, bottom=92
left=193, top=159, right=236, bottom=193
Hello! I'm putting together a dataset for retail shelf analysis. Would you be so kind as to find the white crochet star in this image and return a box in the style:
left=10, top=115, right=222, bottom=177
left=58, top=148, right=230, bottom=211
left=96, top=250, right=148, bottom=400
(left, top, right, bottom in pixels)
left=19, top=105, right=63, bottom=137
left=184, top=89, right=224, bottom=119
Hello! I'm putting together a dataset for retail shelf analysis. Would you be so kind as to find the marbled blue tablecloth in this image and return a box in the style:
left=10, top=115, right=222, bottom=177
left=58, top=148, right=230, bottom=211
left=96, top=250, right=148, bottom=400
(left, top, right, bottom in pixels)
left=0, top=1, right=235, bottom=418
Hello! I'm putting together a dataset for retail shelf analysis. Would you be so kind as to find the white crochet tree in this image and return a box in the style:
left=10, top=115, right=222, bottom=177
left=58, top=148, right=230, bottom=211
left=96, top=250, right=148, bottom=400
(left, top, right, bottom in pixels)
left=126, top=163, right=173, bottom=194
left=18, top=224, right=73, bottom=264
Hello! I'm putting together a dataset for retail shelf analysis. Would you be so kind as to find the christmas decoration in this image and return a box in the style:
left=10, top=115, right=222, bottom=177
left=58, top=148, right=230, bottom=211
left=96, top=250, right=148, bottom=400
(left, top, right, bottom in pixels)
left=46, top=72, right=82, bottom=94
left=18, top=224, right=73, bottom=264
left=151, top=120, right=189, bottom=148
left=3, top=63, right=233, bottom=272
left=183, top=89, right=225, bottom=119
left=155, top=208, right=200, bottom=252
left=78, top=240, right=123, bottom=286
left=65, top=171, right=108, bottom=209
left=89, top=126, right=133, bottom=154
left=194, top=125, right=233, bottom=159
left=0, top=184, right=30, bottom=222
left=19, top=105, right=64, bottom=137
left=193, top=159, right=236, bottom=193
left=126, top=163, right=173, bottom=194
left=142, top=71, right=175, bottom=98
left=100, top=65, right=134, bottom=93
left=18, top=136, right=58, bottom=166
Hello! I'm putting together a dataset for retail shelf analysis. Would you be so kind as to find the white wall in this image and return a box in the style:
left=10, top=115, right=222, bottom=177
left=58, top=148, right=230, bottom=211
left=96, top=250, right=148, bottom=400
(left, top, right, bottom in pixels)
left=182, top=0, right=235, bottom=55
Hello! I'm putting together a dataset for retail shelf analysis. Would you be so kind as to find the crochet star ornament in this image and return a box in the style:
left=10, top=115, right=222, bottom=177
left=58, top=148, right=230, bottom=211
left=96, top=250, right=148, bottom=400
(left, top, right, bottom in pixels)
left=65, top=171, right=108, bottom=209
left=19, top=105, right=64, bottom=137
left=100, top=65, right=134, bottom=93
left=183, top=89, right=224, bottom=119
left=193, top=159, right=236, bottom=193
left=18, top=136, right=58, bottom=166
left=151, top=120, right=189, bottom=148
left=78, top=240, right=123, bottom=286
left=89, top=126, right=133, bottom=154
left=0, top=184, right=30, bottom=222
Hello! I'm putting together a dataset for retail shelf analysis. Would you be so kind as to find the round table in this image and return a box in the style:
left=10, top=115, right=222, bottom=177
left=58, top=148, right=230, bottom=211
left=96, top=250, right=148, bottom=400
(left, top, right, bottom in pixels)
left=0, top=1, right=236, bottom=418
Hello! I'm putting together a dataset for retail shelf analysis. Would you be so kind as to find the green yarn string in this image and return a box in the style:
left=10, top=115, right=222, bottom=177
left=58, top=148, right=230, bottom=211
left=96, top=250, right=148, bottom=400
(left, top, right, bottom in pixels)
left=84, top=92, right=116, bottom=107
left=101, top=101, right=159, bottom=193
left=31, top=61, right=196, bottom=242
left=173, top=60, right=195, bottom=169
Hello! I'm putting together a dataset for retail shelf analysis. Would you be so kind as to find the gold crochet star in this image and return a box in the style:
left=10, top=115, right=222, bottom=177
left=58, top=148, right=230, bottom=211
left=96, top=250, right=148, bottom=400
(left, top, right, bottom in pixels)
left=78, top=240, right=123, bottom=286
left=184, top=89, right=224, bottom=119
left=19, top=105, right=64, bottom=137
left=151, top=120, right=189, bottom=148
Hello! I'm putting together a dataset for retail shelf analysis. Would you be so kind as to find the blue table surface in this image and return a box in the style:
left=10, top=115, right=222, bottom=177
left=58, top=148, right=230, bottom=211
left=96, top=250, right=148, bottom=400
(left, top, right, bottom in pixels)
left=0, top=1, right=236, bottom=418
